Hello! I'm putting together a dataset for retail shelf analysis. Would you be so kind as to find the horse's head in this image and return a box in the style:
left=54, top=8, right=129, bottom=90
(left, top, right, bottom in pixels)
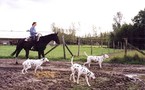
left=51, top=33, right=60, bottom=44
left=40, top=33, right=60, bottom=45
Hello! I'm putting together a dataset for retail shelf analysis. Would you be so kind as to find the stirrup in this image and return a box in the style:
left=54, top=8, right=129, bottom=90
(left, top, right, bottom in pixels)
left=31, top=47, right=35, bottom=50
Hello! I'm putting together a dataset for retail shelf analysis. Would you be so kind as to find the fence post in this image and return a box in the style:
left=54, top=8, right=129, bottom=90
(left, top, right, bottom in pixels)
left=108, top=41, right=110, bottom=54
left=113, top=41, right=115, bottom=52
left=91, top=40, right=93, bottom=55
left=62, top=35, right=66, bottom=59
left=77, top=37, right=80, bottom=56
left=65, top=43, right=74, bottom=56
left=121, top=42, right=123, bottom=49
left=124, top=38, right=128, bottom=56
left=118, top=42, right=119, bottom=49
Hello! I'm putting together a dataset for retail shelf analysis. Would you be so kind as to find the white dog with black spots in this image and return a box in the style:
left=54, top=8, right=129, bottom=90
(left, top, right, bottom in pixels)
left=70, top=56, right=96, bottom=86
left=84, top=52, right=109, bottom=68
left=22, top=58, right=49, bottom=74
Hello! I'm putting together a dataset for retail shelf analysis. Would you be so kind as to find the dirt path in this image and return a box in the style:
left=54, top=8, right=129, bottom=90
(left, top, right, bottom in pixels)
left=0, top=59, right=145, bottom=90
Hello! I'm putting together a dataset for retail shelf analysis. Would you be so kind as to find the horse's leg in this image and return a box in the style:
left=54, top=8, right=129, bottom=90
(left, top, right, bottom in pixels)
left=41, top=50, right=47, bottom=66
left=38, top=50, right=45, bottom=59
left=41, top=51, right=45, bottom=58
left=15, top=48, right=23, bottom=64
left=25, top=49, right=29, bottom=59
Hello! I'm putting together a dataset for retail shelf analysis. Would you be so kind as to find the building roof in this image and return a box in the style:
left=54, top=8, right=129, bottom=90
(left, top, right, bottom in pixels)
left=0, top=31, right=29, bottom=39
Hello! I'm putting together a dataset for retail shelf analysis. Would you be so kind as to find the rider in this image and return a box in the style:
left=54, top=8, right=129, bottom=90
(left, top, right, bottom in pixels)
left=30, top=22, right=37, bottom=40
left=30, top=22, right=37, bottom=50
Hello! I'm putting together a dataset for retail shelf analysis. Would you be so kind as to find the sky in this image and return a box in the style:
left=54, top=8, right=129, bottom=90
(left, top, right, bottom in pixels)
left=0, top=0, right=145, bottom=36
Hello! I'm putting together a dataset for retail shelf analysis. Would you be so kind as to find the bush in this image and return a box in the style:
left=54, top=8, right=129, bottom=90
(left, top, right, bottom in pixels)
left=110, top=54, right=145, bottom=65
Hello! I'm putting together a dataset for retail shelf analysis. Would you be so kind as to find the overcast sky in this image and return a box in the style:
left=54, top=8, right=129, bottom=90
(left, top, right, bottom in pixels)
left=0, top=0, right=145, bottom=36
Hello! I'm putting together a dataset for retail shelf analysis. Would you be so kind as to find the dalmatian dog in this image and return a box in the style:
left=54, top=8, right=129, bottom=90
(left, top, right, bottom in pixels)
left=70, top=56, right=96, bottom=86
left=22, top=58, right=49, bottom=74
left=83, top=52, right=109, bottom=68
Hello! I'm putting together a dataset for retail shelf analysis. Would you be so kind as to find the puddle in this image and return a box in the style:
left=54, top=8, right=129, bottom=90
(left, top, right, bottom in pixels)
left=124, top=74, right=145, bottom=81
left=27, top=78, right=41, bottom=82
left=125, top=74, right=138, bottom=78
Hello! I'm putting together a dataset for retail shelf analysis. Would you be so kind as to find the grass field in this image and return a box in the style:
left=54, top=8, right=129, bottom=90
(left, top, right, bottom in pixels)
left=0, top=45, right=145, bottom=64
left=0, top=45, right=120, bottom=60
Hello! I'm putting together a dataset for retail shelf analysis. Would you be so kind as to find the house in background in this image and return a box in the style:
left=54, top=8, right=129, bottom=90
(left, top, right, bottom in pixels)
left=0, top=31, right=30, bottom=45
left=0, top=31, right=51, bottom=45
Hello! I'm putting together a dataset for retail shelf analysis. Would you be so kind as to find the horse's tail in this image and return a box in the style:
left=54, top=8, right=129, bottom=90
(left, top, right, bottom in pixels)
left=11, top=44, right=19, bottom=56
left=11, top=39, right=23, bottom=56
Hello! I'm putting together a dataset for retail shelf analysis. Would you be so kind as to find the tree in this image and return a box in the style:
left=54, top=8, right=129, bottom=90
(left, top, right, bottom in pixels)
left=51, top=23, right=77, bottom=44
left=109, top=9, right=145, bottom=49
left=132, top=8, right=145, bottom=27
left=109, top=12, right=124, bottom=48
left=112, top=12, right=123, bottom=32
left=131, top=8, right=145, bottom=49
left=92, top=25, right=98, bottom=37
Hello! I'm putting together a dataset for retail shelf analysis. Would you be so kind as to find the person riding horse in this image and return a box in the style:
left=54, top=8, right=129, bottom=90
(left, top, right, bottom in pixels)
left=11, top=33, right=60, bottom=64
left=30, top=22, right=38, bottom=50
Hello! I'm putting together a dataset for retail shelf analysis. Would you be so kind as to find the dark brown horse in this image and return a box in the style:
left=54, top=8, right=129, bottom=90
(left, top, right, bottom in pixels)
left=11, top=33, right=60, bottom=64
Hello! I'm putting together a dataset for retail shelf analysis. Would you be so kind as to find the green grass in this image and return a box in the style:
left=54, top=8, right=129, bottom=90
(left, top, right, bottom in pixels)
left=0, top=45, right=121, bottom=60
left=1, top=45, right=145, bottom=65
left=109, top=50, right=145, bottom=65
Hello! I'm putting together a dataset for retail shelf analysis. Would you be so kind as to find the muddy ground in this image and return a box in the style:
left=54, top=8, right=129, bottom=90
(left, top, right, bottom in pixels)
left=0, top=59, right=145, bottom=90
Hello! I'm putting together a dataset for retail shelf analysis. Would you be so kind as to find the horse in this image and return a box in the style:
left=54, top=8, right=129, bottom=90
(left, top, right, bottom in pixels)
left=11, top=33, right=60, bottom=64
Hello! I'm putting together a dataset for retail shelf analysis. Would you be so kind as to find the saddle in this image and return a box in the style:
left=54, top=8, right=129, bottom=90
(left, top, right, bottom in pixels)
left=24, top=36, right=33, bottom=42
left=25, top=33, right=42, bottom=42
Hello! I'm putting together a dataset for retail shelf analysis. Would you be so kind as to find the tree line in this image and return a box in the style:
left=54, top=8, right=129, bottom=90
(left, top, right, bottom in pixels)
left=110, top=9, right=145, bottom=49
left=51, top=23, right=109, bottom=45
left=51, top=8, right=145, bottom=49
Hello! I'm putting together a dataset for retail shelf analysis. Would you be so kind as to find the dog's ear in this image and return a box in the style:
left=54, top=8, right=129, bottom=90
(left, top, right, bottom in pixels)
left=103, top=54, right=105, bottom=57
left=103, top=54, right=106, bottom=57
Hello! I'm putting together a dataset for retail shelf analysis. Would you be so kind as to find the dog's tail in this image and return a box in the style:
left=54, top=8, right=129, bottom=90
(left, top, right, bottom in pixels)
left=71, top=56, right=74, bottom=65
left=84, top=52, right=88, bottom=57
